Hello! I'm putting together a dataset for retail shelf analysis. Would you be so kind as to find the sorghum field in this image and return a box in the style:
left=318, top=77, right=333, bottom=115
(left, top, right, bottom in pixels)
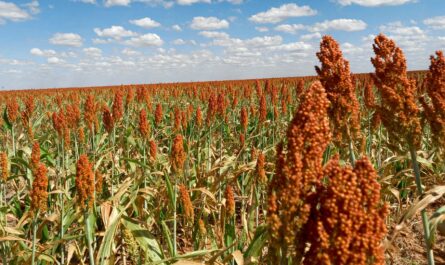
left=0, top=34, right=444, bottom=265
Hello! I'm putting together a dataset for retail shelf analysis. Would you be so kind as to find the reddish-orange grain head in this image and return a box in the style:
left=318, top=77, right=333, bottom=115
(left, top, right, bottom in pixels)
left=139, top=108, right=150, bottom=138
left=179, top=184, right=194, bottom=223
left=75, top=155, right=95, bottom=209
left=225, top=185, right=235, bottom=218
left=371, top=34, right=421, bottom=148
left=0, top=152, right=8, bottom=182
left=171, top=134, right=186, bottom=173
left=154, top=103, right=163, bottom=126
left=315, top=35, right=361, bottom=144
left=30, top=163, right=49, bottom=214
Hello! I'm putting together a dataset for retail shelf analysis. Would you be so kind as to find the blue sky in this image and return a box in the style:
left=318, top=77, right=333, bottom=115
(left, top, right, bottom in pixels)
left=0, top=0, right=444, bottom=89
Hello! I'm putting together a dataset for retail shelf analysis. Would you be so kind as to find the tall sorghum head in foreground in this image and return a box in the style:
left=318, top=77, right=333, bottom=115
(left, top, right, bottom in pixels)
left=52, top=111, right=66, bottom=137
left=371, top=34, right=421, bottom=149
left=420, top=51, right=445, bottom=147
left=95, top=171, right=103, bottom=197
left=259, top=93, right=267, bottom=123
left=315, top=35, right=361, bottom=144
left=139, top=108, right=150, bottom=138
left=256, top=152, right=267, bottom=185
left=6, top=98, right=19, bottom=123
left=304, top=157, right=388, bottom=265
left=267, top=81, right=331, bottom=261
left=149, top=140, right=157, bottom=160
left=31, top=142, right=40, bottom=171
left=364, top=80, right=376, bottom=109
left=21, top=97, right=35, bottom=137
left=225, top=185, right=235, bottom=218
left=171, top=134, right=186, bottom=173
left=112, top=90, right=124, bottom=122
left=196, top=106, right=202, bottom=128
left=240, top=106, right=248, bottom=133
left=75, top=155, right=95, bottom=209
left=154, top=103, right=163, bottom=126
left=126, top=88, right=135, bottom=110
left=102, top=106, right=114, bottom=134
left=30, top=163, right=48, bottom=214
left=84, top=94, right=97, bottom=131
left=179, top=184, right=194, bottom=223
left=1, top=152, right=8, bottom=182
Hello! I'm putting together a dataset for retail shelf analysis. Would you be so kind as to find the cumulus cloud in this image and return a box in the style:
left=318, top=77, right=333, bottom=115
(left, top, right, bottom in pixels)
left=424, top=16, right=445, bottom=29
left=125, top=33, right=164, bottom=46
left=274, top=24, right=305, bottom=34
left=190, top=16, right=229, bottom=30
left=199, top=31, right=230, bottom=39
left=83, top=47, right=102, bottom=57
left=94, top=26, right=137, bottom=39
left=379, top=22, right=428, bottom=51
left=49, top=33, right=83, bottom=47
left=177, top=0, right=210, bottom=5
left=310, top=19, right=367, bottom=32
left=47, top=57, right=64, bottom=64
left=0, top=1, right=32, bottom=23
left=30, top=48, right=57, bottom=57
left=255, top=26, right=269, bottom=32
left=172, top=24, right=182, bottom=31
left=130, top=17, right=161, bottom=28
left=249, top=3, right=317, bottom=24
left=104, top=0, right=131, bottom=7
left=300, top=32, right=322, bottom=41
left=336, top=0, right=415, bottom=6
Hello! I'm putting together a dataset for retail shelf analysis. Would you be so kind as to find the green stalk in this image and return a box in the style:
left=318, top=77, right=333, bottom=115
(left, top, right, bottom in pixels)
left=173, top=177, right=177, bottom=257
left=84, top=210, right=95, bottom=265
left=409, top=143, right=435, bottom=265
left=60, top=138, right=65, bottom=265
left=31, top=211, right=39, bottom=265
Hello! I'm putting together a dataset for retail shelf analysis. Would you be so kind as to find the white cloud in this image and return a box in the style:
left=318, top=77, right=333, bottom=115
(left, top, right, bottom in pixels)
left=177, top=0, right=210, bottom=5
left=341, top=42, right=364, bottom=54
left=190, top=16, right=229, bottom=30
left=336, top=0, right=415, bottom=6
left=379, top=22, right=428, bottom=51
left=199, top=31, right=230, bottom=39
left=47, top=57, right=64, bottom=64
left=269, top=42, right=311, bottom=52
left=121, top=48, right=141, bottom=56
left=30, top=48, right=57, bottom=57
left=125, top=33, right=164, bottom=46
left=49, top=33, right=83, bottom=47
left=83, top=47, right=102, bottom=57
left=310, top=19, right=367, bottom=32
left=0, top=1, right=32, bottom=23
left=104, top=0, right=131, bottom=7
left=172, top=38, right=186, bottom=45
left=255, top=26, right=269, bottom=32
left=274, top=24, right=305, bottom=34
left=73, top=0, right=97, bottom=3
left=424, top=16, right=445, bottom=30
left=130, top=17, right=161, bottom=28
left=24, top=0, right=40, bottom=15
left=249, top=3, right=317, bottom=24
left=94, top=26, right=137, bottom=39
left=300, top=32, right=322, bottom=41
left=172, top=24, right=182, bottom=31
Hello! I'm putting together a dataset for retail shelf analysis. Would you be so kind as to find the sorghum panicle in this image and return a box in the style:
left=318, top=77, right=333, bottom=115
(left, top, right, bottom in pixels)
left=30, top=163, right=49, bottom=214
left=371, top=34, right=421, bottom=148
left=179, top=184, right=194, bottom=223
left=75, top=154, right=95, bottom=209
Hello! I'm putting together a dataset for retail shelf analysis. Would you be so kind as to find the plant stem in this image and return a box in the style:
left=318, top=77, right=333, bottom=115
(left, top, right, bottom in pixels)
left=84, top=210, right=95, bottom=265
left=409, top=143, right=435, bottom=265
left=31, top=211, right=38, bottom=265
